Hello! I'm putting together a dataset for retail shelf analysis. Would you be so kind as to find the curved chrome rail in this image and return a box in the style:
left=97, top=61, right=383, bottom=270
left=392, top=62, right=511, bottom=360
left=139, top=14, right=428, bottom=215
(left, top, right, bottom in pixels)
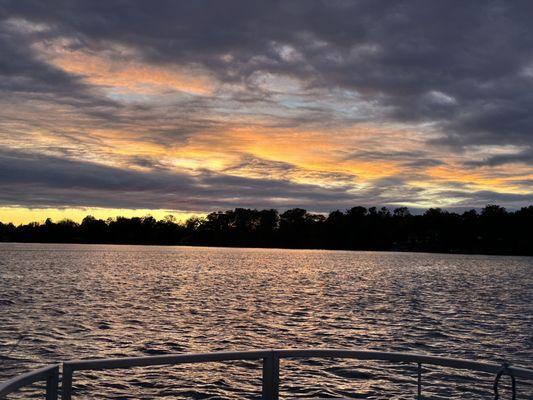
left=1, top=349, right=532, bottom=399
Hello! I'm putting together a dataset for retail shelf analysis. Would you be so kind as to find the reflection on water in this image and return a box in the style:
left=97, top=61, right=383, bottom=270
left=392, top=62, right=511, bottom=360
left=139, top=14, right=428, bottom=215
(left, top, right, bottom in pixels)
left=0, top=243, right=532, bottom=399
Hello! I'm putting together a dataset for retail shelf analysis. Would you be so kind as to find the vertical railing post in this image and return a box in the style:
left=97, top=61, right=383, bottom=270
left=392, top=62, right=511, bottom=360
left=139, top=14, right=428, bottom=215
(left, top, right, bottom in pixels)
left=262, top=351, right=279, bottom=400
left=417, top=362, right=422, bottom=400
left=61, top=364, right=73, bottom=400
left=45, top=366, right=59, bottom=400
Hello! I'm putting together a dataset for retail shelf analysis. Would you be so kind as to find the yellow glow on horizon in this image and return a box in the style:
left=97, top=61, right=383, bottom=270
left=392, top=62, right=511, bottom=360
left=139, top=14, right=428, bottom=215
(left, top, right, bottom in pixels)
left=0, top=207, right=203, bottom=225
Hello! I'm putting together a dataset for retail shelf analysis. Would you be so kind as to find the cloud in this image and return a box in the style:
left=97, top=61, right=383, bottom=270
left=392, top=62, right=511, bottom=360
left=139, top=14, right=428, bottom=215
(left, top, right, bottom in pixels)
left=0, top=149, right=364, bottom=211
left=4, top=149, right=530, bottom=213
left=465, top=147, right=533, bottom=167
left=0, top=1, right=532, bottom=212
left=3, top=1, right=533, bottom=142
left=437, top=189, right=533, bottom=209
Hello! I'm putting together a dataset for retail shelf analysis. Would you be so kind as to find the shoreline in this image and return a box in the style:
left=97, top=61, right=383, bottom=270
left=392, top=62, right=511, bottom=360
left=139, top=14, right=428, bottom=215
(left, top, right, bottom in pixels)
left=1, top=240, right=532, bottom=258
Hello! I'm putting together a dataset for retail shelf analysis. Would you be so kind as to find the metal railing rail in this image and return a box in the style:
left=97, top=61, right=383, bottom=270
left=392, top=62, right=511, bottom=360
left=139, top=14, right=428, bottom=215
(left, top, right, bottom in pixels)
left=61, top=349, right=533, bottom=400
left=1, top=349, right=532, bottom=399
left=0, top=364, right=59, bottom=399
left=61, top=350, right=271, bottom=400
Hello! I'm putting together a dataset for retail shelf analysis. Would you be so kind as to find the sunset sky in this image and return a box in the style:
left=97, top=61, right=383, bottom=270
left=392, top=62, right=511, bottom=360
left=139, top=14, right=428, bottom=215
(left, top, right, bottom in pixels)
left=1, top=1, right=533, bottom=224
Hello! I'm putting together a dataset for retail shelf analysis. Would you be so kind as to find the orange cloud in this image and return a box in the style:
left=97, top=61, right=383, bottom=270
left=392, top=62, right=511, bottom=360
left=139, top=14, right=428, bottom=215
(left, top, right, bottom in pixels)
left=37, top=42, right=215, bottom=96
left=87, top=123, right=418, bottom=185
left=426, top=164, right=533, bottom=192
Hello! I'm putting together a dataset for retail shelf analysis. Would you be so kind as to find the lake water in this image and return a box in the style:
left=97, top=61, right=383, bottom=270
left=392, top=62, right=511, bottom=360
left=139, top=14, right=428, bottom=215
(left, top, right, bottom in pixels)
left=0, top=243, right=532, bottom=399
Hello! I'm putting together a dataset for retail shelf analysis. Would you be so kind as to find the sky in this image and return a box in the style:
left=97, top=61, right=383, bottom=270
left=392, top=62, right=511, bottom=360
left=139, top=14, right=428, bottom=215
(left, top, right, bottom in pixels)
left=1, top=1, right=533, bottom=224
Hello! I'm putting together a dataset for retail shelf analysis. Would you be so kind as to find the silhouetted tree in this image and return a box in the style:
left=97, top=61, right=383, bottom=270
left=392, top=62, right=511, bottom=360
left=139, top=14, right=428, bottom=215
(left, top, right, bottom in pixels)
left=1, top=205, right=532, bottom=255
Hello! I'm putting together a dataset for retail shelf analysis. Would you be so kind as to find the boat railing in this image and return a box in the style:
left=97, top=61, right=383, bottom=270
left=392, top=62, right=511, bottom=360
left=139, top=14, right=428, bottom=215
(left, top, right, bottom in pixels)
left=1, top=349, right=532, bottom=399
left=0, top=364, right=59, bottom=400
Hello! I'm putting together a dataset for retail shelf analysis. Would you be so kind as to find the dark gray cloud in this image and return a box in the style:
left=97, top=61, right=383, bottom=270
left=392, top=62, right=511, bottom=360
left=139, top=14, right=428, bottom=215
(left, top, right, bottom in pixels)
left=1, top=1, right=532, bottom=212
left=3, top=0, right=533, bottom=145
left=106, top=0, right=533, bottom=146
left=437, top=189, right=533, bottom=209
left=465, top=147, right=533, bottom=167
left=0, top=148, right=529, bottom=212
left=0, top=149, right=371, bottom=211
left=3, top=0, right=533, bottom=148
left=0, top=28, right=75, bottom=94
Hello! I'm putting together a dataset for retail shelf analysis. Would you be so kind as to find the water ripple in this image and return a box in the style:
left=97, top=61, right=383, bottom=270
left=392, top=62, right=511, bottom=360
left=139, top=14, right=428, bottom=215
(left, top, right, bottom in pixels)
left=0, top=243, right=532, bottom=399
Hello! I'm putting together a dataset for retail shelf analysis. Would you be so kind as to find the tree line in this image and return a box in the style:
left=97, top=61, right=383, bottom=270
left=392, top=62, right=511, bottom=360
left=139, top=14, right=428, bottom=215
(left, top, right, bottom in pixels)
left=1, top=205, right=532, bottom=255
